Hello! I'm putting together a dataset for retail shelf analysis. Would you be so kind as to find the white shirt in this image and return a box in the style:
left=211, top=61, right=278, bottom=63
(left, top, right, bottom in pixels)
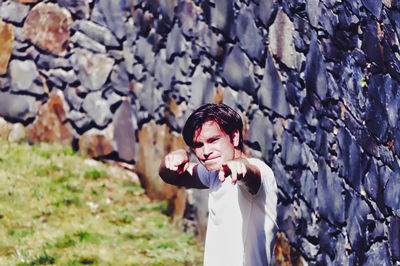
left=196, top=158, right=278, bottom=266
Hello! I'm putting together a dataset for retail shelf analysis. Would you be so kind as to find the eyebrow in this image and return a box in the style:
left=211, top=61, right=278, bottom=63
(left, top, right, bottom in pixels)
left=192, top=136, right=220, bottom=147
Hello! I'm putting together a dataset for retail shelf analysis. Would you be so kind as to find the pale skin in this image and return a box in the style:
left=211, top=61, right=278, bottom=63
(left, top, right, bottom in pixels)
left=159, top=120, right=261, bottom=195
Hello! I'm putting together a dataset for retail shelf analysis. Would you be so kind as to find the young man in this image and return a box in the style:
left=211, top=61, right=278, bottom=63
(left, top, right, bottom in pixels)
left=159, top=103, right=277, bottom=266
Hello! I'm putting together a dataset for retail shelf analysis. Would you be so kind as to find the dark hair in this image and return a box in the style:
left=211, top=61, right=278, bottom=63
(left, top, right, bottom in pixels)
left=182, top=103, right=244, bottom=151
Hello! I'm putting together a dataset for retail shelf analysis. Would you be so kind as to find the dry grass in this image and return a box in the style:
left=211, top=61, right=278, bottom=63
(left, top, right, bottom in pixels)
left=0, top=141, right=203, bottom=265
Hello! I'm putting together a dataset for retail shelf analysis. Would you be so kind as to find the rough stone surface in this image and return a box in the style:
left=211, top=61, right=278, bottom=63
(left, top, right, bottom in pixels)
left=222, top=45, right=257, bottom=95
left=70, top=49, right=114, bottom=92
left=78, top=124, right=114, bottom=158
left=269, top=8, right=297, bottom=69
left=257, top=50, right=290, bottom=117
left=22, top=2, right=71, bottom=56
left=1, top=0, right=30, bottom=24
left=0, top=20, right=14, bottom=75
left=82, top=91, right=112, bottom=128
left=26, top=92, right=73, bottom=145
left=113, top=100, right=136, bottom=162
left=1, top=0, right=400, bottom=263
left=9, top=59, right=45, bottom=96
left=136, top=121, right=188, bottom=221
left=0, top=92, right=37, bottom=122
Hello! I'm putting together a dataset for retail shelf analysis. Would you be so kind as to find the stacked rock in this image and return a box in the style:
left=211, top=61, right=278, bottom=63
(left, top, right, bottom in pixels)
left=0, top=0, right=399, bottom=264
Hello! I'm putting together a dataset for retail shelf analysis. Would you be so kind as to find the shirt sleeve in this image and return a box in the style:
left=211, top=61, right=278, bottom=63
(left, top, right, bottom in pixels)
left=195, top=163, right=211, bottom=188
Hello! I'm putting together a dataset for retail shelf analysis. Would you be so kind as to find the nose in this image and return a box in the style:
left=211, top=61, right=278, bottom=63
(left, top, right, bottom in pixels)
left=203, top=144, right=212, bottom=159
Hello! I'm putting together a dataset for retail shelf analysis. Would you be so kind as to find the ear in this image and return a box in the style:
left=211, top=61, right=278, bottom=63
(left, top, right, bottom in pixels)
left=232, top=129, right=240, bottom=147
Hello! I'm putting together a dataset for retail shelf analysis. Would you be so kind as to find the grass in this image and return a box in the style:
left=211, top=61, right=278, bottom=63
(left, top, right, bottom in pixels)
left=0, top=140, right=203, bottom=265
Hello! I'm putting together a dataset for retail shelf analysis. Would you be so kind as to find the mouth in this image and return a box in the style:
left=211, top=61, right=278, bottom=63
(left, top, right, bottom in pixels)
left=202, top=156, right=220, bottom=164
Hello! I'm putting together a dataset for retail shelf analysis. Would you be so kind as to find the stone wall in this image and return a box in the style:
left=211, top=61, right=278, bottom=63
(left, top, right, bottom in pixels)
left=0, top=0, right=399, bottom=264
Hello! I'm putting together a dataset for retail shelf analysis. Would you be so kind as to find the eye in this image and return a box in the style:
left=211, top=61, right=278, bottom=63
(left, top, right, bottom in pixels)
left=193, top=142, right=203, bottom=148
left=209, top=138, right=218, bottom=143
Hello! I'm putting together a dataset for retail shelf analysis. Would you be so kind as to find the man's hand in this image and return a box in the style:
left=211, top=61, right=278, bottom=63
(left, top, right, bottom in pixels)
left=159, top=149, right=206, bottom=189
left=218, top=158, right=248, bottom=184
left=163, top=149, right=190, bottom=175
left=218, top=158, right=261, bottom=194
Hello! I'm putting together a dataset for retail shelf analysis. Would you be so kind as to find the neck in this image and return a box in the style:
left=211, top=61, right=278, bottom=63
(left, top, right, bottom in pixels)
left=234, top=148, right=244, bottom=159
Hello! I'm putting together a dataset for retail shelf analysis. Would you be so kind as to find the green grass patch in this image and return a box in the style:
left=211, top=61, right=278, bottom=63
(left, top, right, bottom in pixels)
left=0, top=140, right=203, bottom=265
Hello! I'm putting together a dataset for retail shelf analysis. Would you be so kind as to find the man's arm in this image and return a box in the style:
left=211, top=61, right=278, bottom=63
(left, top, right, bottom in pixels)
left=218, top=158, right=261, bottom=195
left=159, top=149, right=207, bottom=189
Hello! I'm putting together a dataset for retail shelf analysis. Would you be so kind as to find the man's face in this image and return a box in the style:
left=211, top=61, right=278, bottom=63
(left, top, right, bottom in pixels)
left=192, top=120, right=238, bottom=171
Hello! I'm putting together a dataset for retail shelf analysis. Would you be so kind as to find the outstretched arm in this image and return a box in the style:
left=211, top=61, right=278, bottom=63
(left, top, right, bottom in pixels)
left=159, top=149, right=207, bottom=189
left=218, top=158, right=261, bottom=195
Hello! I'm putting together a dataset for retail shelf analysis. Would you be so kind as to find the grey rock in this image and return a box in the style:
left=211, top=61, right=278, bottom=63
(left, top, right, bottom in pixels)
left=188, top=66, right=214, bottom=109
left=383, top=75, right=400, bottom=130
left=281, top=131, right=303, bottom=167
left=319, top=7, right=339, bottom=37
left=306, top=0, right=321, bottom=28
left=70, top=49, right=114, bottom=91
left=122, top=39, right=136, bottom=75
left=0, top=75, right=10, bottom=91
left=67, top=109, right=91, bottom=132
left=362, top=20, right=384, bottom=70
left=58, top=0, right=90, bottom=19
left=7, top=122, right=26, bottom=142
left=272, top=156, right=293, bottom=200
left=366, top=74, right=388, bottom=140
left=364, top=242, right=392, bottom=266
left=154, top=52, right=175, bottom=91
left=337, top=127, right=364, bottom=191
left=9, top=59, right=45, bottom=96
left=361, top=0, right=382, bottom=19
left=166, top=22, right=185, bottom=63
left=384, top=173, right=400, bottom=212
left=395, top=129, right=400, bottom=157
left=177, top=0, right=199, bottom=37
left=300, top=236, right=319, bottom=259
left=91, top=0, right=131, bottom=40
left=363, top=158, right=380, bottom=200
left=346, top=196, right=370, bottom=252
left=317, top=158, right=345, bottom=224
left=46, top=69, right=77, bottom=86
left=254, top=0, right=275, bottom=27
left=247, top=112, right=274, bottom=163
left=72, top=20, right=120, bottom=47
left=0, top=0, right=30, bottom=24
left=198, top=21, right=220, bottom=58
left=137, top=75, right=163, bottom=114
left=222, top=45, right=258, bottom=95
left=236, top=7, right=264, bottom=61
left=113, top=100, right=136, bottom=162
left=236, top=90, right=252, bottom=112
left=82, top=91, right=112, bottom=128
left=305, top=33, right=328, bottom=101
left=70, top=31, right=107, bottom=54
left=64, top=85, right=84, bottom=110
left=389, top=216, right=400, bottom=260
left=206, top=0, right=236, bottom=40
left=379, top=145, right=394, bottom=167
left=36, top=53, right=71, bottom=70
left=269, top=8, right=297, bottom=69
left=110, top=61, right=131, bottom=95
left=276, top=203, right=298, bottom=243
left=0, top=92, right=37, bottom=122
left=257, top=50, right=290, bottom=117
left=300, top=169, right=317, bottom=210
left=103, top=87, right=122, bottom=109
left=131, top=62, right=146, bottom=82
left=136, top=36, right=156, bottom=73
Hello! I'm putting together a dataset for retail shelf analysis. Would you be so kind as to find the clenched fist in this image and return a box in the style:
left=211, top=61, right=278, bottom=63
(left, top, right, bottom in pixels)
left=218, top=158, right=248, bottom=184
left=163, top=149, right=190, bottom=174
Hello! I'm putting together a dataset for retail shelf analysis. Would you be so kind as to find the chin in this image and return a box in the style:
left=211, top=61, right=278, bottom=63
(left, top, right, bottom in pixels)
left=203, top=162, right=221, bottom=172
